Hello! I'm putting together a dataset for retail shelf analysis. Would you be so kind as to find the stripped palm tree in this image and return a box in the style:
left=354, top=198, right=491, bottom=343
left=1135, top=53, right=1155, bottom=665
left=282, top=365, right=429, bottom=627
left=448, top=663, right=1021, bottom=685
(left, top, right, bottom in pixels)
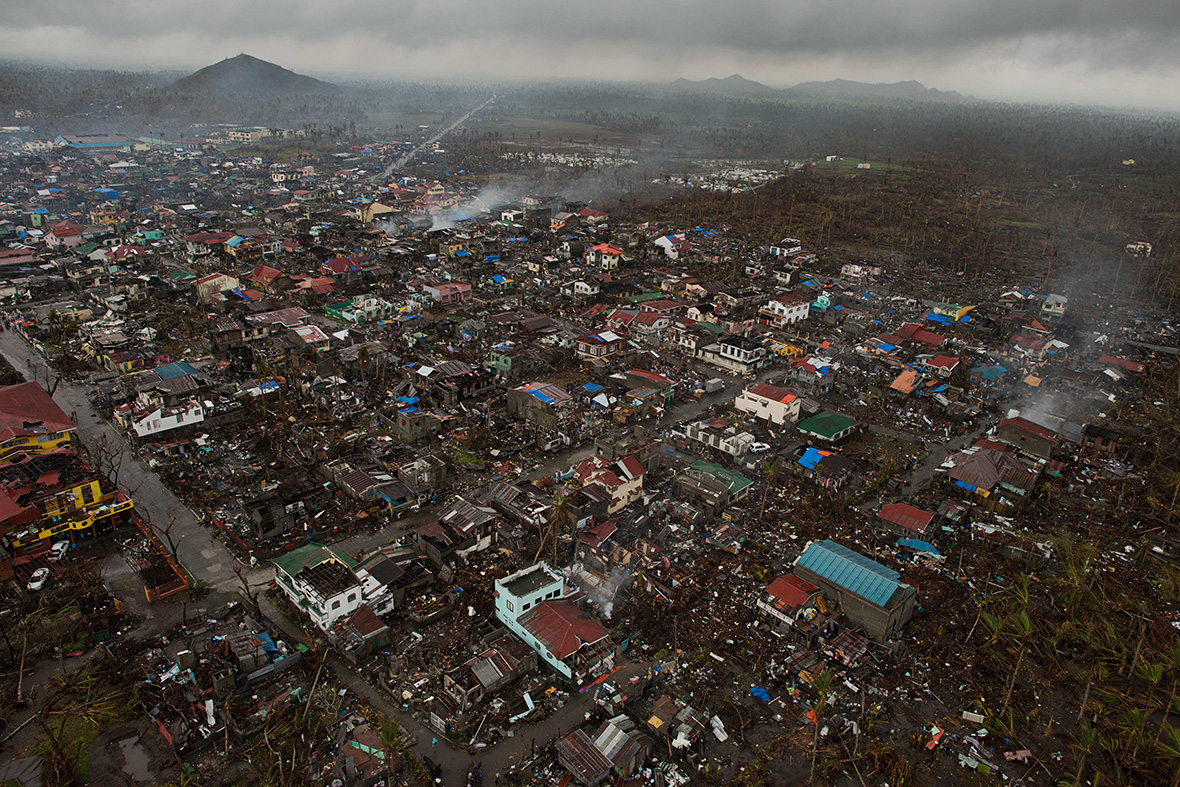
left=759, top=457, right=782, bottom=524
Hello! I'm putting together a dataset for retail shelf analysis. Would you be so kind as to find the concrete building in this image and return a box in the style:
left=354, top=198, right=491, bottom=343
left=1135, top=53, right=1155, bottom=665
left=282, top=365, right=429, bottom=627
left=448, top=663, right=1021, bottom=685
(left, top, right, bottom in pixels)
left=793, top=540, right=916, bottom=642
left=734, top=383, right=800, bottom=425
left=495, top=563, right=614, bottom=685
left=272, top=543, right=364, bottom=632
left=506, top=382, right=574, bottom=431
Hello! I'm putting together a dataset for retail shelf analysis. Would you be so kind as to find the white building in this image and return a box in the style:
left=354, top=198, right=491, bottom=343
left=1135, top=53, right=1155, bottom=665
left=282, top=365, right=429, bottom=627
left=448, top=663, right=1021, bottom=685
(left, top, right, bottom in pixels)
left=734, top=383, right=801, bottom=425
left=684, top=419, right=755, bottom=457
left=759, top=292, right=810, bottom=327
left=129, top=401, right=205, bottom=442
left=273, top=543, right=365, bottom=632
left=769, top=238, right=804, bottom=257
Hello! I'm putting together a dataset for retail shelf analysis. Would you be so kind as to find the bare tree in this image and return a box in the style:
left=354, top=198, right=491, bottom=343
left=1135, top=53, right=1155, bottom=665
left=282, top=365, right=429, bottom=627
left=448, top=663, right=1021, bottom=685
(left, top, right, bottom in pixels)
left=232, top=560, right=264, bottom=618
left=78, top=432, right=126, bottom=488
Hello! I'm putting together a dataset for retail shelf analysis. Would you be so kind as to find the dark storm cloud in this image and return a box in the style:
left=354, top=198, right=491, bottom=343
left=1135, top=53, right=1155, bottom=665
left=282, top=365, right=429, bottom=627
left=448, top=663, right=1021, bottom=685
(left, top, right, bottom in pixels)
left=5, top=1, right=1180, bottom=109
left=7, top=0, right=1180, bottom=63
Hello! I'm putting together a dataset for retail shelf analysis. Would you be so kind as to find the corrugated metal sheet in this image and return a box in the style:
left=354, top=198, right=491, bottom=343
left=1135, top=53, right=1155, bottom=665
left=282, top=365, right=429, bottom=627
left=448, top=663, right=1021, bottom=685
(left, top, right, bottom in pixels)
left=795, top=540, right=903, bottom=608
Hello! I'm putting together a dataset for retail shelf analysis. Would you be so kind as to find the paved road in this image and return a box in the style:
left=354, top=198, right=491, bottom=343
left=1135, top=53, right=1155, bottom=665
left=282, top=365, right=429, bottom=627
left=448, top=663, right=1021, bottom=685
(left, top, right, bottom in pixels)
left=0, top=330, right=243, bottom=592
left=371, top=95, right=497, bottom=183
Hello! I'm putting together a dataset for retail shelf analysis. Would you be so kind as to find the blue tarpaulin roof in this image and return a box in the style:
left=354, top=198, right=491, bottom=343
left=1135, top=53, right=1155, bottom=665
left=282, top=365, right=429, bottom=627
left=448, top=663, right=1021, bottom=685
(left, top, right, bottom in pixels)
left=898, top=538, right=941, bottom=555
left=797, top=446, right=826, bottom=470
left=795, top=540, right=906, bottom=609
left=582, top=382, right=604, bottom=393
left=926, top=313, right=950, bottom=324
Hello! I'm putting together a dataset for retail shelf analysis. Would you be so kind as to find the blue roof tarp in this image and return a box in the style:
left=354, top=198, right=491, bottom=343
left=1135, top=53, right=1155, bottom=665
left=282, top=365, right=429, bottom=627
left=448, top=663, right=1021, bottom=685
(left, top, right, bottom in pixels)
left=797, top=447, right=826, bottom=470
left=898, top=538, right=941, bottom=555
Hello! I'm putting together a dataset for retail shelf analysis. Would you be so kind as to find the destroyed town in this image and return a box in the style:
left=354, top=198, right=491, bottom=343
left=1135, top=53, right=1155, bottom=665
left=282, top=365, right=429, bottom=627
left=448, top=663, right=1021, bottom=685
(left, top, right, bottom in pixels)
left=3, top=32, right=1180, bottom=787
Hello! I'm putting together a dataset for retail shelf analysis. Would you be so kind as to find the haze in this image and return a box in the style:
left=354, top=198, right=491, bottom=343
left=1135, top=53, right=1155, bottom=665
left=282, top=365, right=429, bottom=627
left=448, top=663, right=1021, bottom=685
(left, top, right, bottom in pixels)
left=5, top=0, right=1180, bottom=111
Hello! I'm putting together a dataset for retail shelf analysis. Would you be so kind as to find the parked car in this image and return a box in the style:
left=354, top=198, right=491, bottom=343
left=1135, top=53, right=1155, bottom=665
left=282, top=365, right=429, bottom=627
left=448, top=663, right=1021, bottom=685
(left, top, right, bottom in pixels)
left=749, top=442, right=771, bottom=453
left=27, top=567, right=50, bottom=591
left=48, top=541, right=70, bottom=561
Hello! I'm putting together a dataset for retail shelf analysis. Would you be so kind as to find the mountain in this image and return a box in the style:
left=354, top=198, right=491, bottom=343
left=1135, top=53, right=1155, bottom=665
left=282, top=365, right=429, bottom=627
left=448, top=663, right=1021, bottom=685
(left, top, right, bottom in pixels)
left=173, top=54, right=339, bottom=95
left=784, top=78, right=971, bottom=104
left=670, top=74, right=776, bottom=97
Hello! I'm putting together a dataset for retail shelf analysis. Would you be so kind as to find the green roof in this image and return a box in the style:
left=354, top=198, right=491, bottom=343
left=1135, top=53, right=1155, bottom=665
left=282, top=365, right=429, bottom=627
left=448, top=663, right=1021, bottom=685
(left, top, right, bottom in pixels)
left=627, top=291, right=664, bottom=304
left=797, top=411, right=860, bottom=440
left=690, top=461, right=753, bottom=494
left=272, top=542, right=356, bottom=577
left=74, top=242, right=101, bottom=257
left=167, top=269, right=198, bottom=281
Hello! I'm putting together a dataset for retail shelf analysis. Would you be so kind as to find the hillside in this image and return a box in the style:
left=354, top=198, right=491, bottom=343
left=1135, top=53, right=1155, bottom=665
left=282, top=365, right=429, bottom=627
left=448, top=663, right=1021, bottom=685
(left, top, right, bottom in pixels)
left=786, top=78, right=972, bottom=104
left=172, top=54, right=339, bottom=95
left=670, top=74, right=776, bottom=97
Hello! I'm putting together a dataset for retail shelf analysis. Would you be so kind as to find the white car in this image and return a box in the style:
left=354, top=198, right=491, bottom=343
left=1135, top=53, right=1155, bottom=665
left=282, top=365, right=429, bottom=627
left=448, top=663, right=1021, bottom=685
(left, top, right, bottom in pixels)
left=749, top=442, right=771, bottom=454
left=48, top=541, right=70, bottom=561
left=27, top=567, right=50, bottom=591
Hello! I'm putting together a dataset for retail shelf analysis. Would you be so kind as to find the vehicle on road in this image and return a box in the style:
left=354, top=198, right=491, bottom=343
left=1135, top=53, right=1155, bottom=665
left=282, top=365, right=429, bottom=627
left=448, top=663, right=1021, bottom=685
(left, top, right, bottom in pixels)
left=27, top=567, right=50, bottom=591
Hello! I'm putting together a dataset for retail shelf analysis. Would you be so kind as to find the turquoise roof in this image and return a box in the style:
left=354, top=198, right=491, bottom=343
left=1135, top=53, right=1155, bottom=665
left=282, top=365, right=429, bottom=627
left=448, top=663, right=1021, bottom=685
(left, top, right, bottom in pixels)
left=795, top=540, right=907, bottom=609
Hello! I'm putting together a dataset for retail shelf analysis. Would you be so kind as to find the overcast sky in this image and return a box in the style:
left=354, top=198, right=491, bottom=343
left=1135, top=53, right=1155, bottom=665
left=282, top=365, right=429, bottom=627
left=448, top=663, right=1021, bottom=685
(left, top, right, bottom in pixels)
left=6, top=0, right=1180, bottom=110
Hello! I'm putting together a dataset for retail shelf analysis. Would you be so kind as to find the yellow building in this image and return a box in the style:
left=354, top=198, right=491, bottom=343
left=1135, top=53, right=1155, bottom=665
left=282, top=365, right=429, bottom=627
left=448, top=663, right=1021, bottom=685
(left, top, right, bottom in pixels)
left=0, top=450, right=134, bottom=548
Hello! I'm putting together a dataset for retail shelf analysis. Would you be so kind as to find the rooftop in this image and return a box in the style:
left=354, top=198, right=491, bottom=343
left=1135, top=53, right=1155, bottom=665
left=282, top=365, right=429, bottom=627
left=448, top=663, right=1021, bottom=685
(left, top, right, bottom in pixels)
left=795, top=540, right=911, bottom=610
left=500, top=562, right=562, bottom=598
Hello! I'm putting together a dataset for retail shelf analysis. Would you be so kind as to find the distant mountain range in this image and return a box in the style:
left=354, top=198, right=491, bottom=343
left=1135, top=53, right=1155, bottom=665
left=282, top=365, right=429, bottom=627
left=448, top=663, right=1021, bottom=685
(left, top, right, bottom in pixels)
left=670, top=75, right=972, bottom=104
left=173, top=54, right=339, bottom=95
left=671, top=74, right=778, bottom=97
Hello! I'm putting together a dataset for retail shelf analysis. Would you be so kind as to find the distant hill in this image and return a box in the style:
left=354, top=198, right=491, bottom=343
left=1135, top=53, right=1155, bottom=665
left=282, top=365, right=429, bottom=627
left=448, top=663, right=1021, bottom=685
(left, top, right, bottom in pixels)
left=670, top=74, right=777, bottom=97
left=173, top=54, right=339, bottom=95
left=785, top=78, right=971, bottom=104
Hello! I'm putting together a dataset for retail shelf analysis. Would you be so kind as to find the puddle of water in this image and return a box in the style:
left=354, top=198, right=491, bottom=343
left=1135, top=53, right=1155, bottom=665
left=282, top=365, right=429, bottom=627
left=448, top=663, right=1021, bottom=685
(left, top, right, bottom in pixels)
left=118, top=736, right=153, bottom=782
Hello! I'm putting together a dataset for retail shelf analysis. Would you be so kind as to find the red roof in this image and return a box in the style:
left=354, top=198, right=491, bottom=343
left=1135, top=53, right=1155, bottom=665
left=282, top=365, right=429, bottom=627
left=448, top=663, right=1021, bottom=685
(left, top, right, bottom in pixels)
left=1098, top=356, right=1144, bottom=374
left=581, top=521, right=617, bottom=550
left=590, top=243, right=624, bottom=256
left=896, top=323, right=945, bottom=346
left=878, top=503, right=934, bottom=534
left=349, top=604, right=388, bottom=637
left=619, top=455, right=646, bottom=479
left=0, top=382, right=75, bottom=443
left=323, top=256, right=358, bottom=274
left=627, top=369, right=672, bottom=387
left=519, top=601, right=609, bottom=659
left=927, top=355, right=960, bottom=370
left=247, top=265, right=283, bottom=284
left=764, top=574, right=819, bottom=611
left=1000, top=417, right=1058, bottom=442
left=747, top=383, right=797, bottom=404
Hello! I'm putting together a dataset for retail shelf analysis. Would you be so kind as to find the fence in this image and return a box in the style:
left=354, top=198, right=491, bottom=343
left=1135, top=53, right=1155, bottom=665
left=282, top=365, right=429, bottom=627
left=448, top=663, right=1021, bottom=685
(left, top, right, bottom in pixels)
left=132, top=512, right=192, bottom=602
